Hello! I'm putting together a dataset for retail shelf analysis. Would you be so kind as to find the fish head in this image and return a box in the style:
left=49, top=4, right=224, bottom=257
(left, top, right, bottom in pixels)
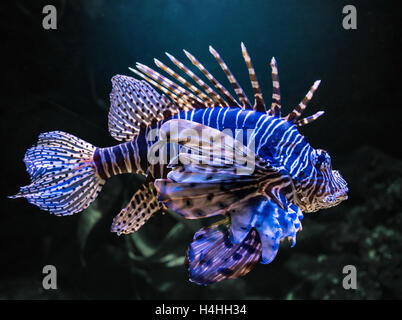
left=295, top=148, right=348, bottom=212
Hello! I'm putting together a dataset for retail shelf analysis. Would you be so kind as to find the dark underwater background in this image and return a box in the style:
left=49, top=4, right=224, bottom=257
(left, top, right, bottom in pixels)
left=1, top=0, right=401, bottom=299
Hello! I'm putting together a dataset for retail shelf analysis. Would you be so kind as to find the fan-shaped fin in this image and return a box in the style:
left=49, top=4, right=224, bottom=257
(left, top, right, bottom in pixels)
left=108, top=75, right=177, bottom=142
left=10, top=131, right=104, bottom=216
left=110, top=182, right=165, bottom=235
left=185, top=219, right=262, bottom=285
left=153, top=119, right=296, bottom=216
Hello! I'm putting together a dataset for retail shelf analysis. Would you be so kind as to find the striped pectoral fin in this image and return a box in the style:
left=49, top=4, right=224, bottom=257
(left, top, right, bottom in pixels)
left=185, top=218, right=262, bottom=285
left=157, top=119, right=259, bottom=166
left=110, top=182, right=164, bottom=235
left=154, top=119, right=295, bottom=218
left=155, top=177, right=259, bottom=219
left=108, top=75, right=176, bottom=142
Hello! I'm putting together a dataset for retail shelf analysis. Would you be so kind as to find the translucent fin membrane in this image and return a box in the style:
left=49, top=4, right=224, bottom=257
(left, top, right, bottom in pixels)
left=109, top=75, right=175, bottom=141
left=136, top=63, right=197, bottom=110
left=10, top=131, right=104, bottom=216
left=110, top=183, right=164, bottom=235
left=129, top=68, right=188, bottom=110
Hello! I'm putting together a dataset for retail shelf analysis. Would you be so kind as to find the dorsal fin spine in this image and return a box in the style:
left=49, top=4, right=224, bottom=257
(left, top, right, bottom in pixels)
left=129, top=67, right=187, bottom=109
left=153, top=58, right=211, bottom=106
left=286, top=80, right=321, bottom=122
left=269, top=57, right=281, bottom=117
left=135, top=63, right=195, bottom=110
left=241, top=43, right=266, bottom=113
left=183, top=49, right=229, bottom=107
left=209, top=45, right=250, bottom=109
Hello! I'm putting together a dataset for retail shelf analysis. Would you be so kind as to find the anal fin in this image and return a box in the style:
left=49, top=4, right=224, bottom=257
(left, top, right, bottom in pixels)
left=111, top=182, right=165, bottom=235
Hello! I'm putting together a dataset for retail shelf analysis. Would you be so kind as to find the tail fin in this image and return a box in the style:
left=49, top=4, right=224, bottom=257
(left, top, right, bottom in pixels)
left=10, top=131, right=105, bottom=216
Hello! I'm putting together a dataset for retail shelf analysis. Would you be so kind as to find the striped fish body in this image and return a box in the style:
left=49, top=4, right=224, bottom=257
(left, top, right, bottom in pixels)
left=93, top=107, right=307, bottom=181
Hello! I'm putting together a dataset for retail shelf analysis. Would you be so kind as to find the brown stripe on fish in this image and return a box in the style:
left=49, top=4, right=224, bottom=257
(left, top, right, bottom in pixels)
left=93, top=141, right=147, bottom=179
left=99, top=147, right=113, bottom=178
left=241, top=43, right=266, bottom=113
left=120, top=143, right=132, bottom=173
left=130, top=137, right=147, bottom=175
left=92, top=148, right=108, bottom=180
left=107, top=146, right=122, bottom=175
left=269, top=57, right=281, bottom=117
left=113, top=144, right=128, bottom=174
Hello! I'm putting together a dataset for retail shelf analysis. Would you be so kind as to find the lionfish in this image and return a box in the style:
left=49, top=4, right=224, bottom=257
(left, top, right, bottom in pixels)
left=11, top=43, right=348, bottom=285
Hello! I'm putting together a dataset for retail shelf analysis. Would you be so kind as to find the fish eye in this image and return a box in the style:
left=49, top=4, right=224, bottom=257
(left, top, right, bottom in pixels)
left=312, top=149, right=330, bottom=170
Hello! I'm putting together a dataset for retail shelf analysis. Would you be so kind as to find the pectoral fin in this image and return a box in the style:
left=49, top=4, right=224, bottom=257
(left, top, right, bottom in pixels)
left=154, top=119, right=295, bottom=218
left=185, top=219, right=262, bottom=285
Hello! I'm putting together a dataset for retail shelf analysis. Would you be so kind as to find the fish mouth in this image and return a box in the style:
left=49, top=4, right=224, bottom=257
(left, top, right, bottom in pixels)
left=324, top=189, right=348, bottom=204
left=295, top=187, right=348, bottom=212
